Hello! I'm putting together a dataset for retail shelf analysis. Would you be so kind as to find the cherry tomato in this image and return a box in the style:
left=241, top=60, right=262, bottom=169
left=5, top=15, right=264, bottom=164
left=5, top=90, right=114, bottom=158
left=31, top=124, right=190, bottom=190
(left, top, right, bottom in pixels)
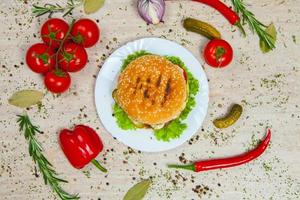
left=71, top=19, right=100, bottom=48
left=41, top=18, right=69, bottom=48
left=58, top=42, right=88, bottom=72
left=26, top=43, right=56, bottom=74
left=44, top=70, right=71, bottom=93
left=203, top=39, right=233, bottom=68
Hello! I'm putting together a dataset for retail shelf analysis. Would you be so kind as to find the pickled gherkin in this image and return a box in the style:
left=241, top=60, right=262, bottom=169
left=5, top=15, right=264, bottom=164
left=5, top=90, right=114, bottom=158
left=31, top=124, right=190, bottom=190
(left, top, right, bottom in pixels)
left=213, top=104, right=243, bottom=128
left=183, top=18, right=221, bottom=40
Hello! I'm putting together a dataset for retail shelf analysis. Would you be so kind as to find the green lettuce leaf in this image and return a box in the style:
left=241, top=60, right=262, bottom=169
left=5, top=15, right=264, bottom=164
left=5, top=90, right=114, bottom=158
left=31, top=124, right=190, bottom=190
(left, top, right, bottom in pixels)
left=179, top=96, right=196, bottom=120
left=113, top=104, right=136, bottom=130
left=121, top=50, right=151, bottom=71
left=153, top=119, right=187, bottom=142
left=187, top=72, right=199, bottom=96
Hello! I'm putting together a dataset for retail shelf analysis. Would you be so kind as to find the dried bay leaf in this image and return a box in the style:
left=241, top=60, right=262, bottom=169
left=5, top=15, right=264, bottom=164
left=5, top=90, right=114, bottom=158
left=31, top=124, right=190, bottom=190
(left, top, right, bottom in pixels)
left=123, top=179, right=151, bottom=200
left=260, top=23, right=277, bottom=53
left=9, top=90, right=44, bottom=108
left=84, top=0, right=105, bottom=14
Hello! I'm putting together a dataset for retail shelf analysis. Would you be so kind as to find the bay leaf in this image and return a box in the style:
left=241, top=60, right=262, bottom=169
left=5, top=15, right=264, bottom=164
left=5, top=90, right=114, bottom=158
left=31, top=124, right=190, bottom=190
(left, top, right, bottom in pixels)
left=8, top=90, right=44, bottom=108
left=84, top=0, right=105, bottom=14
left=123, top=179, right=151, bottom=200
left=260, top=23, right=277, bottom=53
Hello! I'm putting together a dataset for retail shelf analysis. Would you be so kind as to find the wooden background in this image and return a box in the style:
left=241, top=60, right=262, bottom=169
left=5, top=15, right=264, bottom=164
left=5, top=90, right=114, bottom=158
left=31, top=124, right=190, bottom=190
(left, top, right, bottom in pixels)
left=0, top=0, right=299, bottom=199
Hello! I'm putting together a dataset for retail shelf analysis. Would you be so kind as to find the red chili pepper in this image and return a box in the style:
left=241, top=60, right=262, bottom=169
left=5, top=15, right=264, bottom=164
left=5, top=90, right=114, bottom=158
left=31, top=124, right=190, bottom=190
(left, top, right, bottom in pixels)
left=193, top=0, right=246, bottom=36
left=59, top=125, right=107, bottom=172
left=168, top=129, right=271, bottom=172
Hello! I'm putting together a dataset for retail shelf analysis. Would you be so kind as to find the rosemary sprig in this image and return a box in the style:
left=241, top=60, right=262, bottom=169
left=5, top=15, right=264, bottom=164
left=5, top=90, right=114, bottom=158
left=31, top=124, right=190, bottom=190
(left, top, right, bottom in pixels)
left=17, top=114, right=79, bottom=200
left=32, top=0, right=83, bottom=17
left=231, top=0, right=275, bottom=50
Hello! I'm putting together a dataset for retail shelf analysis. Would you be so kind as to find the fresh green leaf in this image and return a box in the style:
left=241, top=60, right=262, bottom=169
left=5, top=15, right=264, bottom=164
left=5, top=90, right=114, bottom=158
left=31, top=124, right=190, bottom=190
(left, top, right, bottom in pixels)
left=121, top=50, right=151, bottom=71
left=123, top=179, right=151, bottom=200
left=180, top=96, right=196, bottom=120
left=84, top=0, right=105, bottom=14
left=187, top=71, right=199, bottom=96
left=9, top=90, right=44, bottom=108
left=113, top=104, right=136, bottom=130
left=260, top=23, right=277, bottom=53
left=154, top=119, right=187, bottom=141
left=164, top=55, right=185, bottom=68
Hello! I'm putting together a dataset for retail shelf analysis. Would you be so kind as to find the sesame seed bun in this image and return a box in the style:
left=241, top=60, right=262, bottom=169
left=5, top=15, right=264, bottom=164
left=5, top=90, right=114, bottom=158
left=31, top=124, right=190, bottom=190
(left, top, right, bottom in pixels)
left=115, top=55, right=187, bottom=126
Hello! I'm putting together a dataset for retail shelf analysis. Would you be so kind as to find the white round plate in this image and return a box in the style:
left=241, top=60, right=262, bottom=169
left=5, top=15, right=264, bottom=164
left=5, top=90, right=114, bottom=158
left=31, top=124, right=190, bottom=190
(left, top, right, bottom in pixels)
left=95, top=37, right=209, bottom=152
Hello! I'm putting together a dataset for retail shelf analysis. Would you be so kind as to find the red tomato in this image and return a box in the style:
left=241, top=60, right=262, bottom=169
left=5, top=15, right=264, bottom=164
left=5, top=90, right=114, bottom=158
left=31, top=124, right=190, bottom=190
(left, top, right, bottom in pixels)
left=71, top=19, right=100, bottom=48
left=178, top=66, right=187, bottom=82
left=183, top=69, right=188, bottom=82
left=44, top=70, right=71, bottom=93
left=26, top=43, right=56, bottom=74
left=41, top=18, right=69, bottom=48
left=203, top=39, right=233, bottom=68
left=58, top=42, right=88, bottom=72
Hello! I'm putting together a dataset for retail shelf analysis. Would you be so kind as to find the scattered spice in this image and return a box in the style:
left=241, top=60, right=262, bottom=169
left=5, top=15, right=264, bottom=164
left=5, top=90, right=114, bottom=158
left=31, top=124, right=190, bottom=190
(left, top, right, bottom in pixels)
left=179, top=153, right=188, bottom=164
left=83, top=170, right=91, bottom=178
left=262, top=162, right=272, bottom=172
left=192, top=184, right=212, bottom=198
left=292, top=35, right=296, bottom=44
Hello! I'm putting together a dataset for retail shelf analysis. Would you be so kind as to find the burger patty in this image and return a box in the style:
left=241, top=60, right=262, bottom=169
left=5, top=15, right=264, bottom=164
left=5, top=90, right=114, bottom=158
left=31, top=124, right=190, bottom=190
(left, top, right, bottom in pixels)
left=115, top=55, right=187, bottom=126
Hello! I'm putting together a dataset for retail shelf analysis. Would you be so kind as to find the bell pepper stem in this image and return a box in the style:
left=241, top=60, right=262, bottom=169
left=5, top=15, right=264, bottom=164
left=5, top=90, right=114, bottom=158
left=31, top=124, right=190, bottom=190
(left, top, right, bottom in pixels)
left=91, top=159, right=107, bottom=173
left=168, top=164, right=195, bottom=172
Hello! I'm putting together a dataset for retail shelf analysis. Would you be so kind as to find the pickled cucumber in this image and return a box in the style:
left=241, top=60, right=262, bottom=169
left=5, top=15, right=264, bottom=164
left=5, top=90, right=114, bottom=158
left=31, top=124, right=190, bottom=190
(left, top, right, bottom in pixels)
left=183, top=18, right=221, bottom=40
left=213, top=104, right=243, bottom=129
left=112, top=89, right=118, bottom=102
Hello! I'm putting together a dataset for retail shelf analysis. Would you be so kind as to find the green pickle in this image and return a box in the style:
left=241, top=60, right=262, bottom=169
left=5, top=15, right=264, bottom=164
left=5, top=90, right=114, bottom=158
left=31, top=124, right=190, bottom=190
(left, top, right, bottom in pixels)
left=183, top=18, right=221, bottom=40
left=213, top=104, right=243, bottom=129
left=112, top=89, right=118, bottom=101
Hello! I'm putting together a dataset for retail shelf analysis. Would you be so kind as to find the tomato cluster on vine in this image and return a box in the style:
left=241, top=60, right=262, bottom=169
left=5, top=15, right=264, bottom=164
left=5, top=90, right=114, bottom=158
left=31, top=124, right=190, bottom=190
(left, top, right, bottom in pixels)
left=26, top=18, right=100, bottom=93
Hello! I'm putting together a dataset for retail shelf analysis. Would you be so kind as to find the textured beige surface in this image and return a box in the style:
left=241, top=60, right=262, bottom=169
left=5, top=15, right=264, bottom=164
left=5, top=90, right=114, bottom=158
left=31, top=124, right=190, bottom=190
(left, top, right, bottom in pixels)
left=0, top=0, right=300, bottom=199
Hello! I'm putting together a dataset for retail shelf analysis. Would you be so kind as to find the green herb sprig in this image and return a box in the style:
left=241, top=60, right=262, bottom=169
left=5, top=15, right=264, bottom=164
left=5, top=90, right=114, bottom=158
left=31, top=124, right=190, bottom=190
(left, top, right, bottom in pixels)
left=32, top=0, right=83, bottom=17
left=17, top=114, right=79, bottom=200
left=232, top=0, right=276, bottom=51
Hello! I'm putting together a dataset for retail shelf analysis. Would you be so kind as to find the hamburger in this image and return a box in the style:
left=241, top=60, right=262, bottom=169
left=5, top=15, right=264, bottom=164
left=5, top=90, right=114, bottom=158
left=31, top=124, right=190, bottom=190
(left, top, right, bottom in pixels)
left=113, top=55, right=188, bottom=129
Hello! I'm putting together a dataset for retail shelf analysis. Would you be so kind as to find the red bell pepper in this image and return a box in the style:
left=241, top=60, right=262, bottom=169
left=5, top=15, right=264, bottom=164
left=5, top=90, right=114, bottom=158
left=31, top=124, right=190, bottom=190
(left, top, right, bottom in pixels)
left=59, top=125, right=107, bottom=172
